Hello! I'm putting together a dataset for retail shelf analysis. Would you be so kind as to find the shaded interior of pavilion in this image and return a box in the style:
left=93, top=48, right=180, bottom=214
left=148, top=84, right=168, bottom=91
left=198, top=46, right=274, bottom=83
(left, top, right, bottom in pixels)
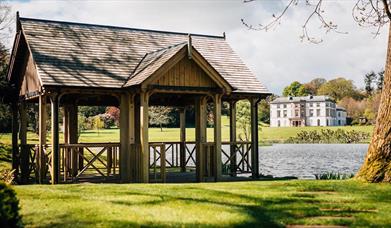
left=13, top=89, right=264, bottom=184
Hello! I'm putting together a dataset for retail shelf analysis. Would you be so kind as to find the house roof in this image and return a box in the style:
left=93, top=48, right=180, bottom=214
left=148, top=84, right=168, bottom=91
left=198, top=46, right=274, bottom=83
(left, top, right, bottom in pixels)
left=270, top=95, right=334, bottom=104
left=15, top=17, right=270, bottom=94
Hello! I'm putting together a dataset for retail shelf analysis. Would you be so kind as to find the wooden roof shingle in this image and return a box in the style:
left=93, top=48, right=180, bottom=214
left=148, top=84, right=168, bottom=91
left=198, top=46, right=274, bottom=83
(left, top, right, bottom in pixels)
left=19, top=17, right=270, bottom=94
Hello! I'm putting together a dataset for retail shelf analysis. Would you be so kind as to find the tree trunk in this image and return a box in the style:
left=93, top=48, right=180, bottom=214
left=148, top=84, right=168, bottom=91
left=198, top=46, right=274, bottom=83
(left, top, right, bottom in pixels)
left=356, top=23, right=391, bottom=182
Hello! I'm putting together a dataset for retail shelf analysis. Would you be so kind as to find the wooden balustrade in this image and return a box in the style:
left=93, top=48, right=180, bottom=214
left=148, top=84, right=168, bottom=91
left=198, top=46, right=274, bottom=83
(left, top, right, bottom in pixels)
left=19, top=141, right=252, bottom=183
left=60, top=143, right=120, bottom=182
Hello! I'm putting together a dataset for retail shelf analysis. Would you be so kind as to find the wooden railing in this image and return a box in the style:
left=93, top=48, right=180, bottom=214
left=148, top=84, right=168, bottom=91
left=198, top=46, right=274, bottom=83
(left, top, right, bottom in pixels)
left=20, top=141, right=252, bottom=183
left=221, top=142, right=252, bottom=175
left=148, top=141, right=197, bottom=169
left=60, top=143, right=120, bottom=182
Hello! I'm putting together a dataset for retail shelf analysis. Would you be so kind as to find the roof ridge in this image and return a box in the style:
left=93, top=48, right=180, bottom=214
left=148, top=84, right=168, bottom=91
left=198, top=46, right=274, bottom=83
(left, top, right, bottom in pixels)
left=19, top=17, right=225, bottom=39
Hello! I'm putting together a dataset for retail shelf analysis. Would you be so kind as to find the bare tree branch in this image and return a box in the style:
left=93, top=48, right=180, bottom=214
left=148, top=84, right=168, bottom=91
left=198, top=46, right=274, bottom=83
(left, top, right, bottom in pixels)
left=243, top=0, right=391, bottom=43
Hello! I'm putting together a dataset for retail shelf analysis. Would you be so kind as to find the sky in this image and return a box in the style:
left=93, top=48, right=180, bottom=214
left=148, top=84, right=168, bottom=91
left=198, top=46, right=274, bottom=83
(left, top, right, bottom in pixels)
left=5, top=0, right=389, bottom=95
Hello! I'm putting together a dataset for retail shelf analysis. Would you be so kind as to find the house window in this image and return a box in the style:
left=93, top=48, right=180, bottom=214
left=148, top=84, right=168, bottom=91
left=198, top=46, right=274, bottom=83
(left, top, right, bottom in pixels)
left=295, top=110, right=299, bottom=117
left=326, top=102, right=330, bottom=107
left=317, top=119, right=320, bottom=126
left=326, top=119, right=329, bottom=126
left=317, top=103, right=320, bottom=107
left=277, top=104, right=280, bottom=108
left=278, top=120, right=281, bottom=127
left=283, top=104, right=287, bottom=108
left=295, top=103, right=299, bottom=108
left=310, top=103, right=313, bottom=107
left=277, top=110, right=281, bottom=118
left=316, top=109, right=320, bottom=116
left=338, top=112, right=341, bottom=117
left=310, top=109, right=314, bottom=117
left=326, top=109, right=330, bottom=116
left=283, top=110, right=287, bottom=117
left=338, top=120, right=341, bottom=125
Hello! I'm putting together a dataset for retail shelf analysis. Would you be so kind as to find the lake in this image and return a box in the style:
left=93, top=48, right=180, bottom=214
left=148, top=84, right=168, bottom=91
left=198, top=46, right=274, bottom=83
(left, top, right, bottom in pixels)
left=259, top=144, right=369, bottom=179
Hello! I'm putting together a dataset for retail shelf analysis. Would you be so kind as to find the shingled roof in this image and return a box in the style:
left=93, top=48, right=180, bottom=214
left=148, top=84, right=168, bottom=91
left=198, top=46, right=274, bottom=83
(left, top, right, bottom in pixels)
left=16, top=17, right=269, bottom=94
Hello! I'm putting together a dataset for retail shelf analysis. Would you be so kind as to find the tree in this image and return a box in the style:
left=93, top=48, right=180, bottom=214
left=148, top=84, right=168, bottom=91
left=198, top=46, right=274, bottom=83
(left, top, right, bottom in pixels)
left=303, top=78, right=327, bottom=95
left=79, top=106, right=106, bottom=118
left=258, top=98, right=271, bottom=124
left=149, top=106, right=173, bottom=132
left=106, top=106, right=120, bottom=127
left=282, top=81, right=309, bottom=96
left=317, top=77, right=361, bottom=101
left=236, top=100, right=251, bottom=141
left=91, top=115, right=104, bottom=136
left=243, top=0, right=391, bottom=182
left=364, top=71, right=377, bottom=95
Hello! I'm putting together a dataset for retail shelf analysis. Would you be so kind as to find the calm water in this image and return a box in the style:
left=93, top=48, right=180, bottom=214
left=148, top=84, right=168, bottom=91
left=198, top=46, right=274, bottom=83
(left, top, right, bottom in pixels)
left=259, top=144, right=368, bottom=179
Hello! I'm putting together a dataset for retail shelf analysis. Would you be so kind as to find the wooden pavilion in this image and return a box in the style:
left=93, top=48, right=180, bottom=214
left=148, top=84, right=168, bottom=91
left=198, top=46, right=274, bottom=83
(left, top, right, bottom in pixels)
left=7, top=15, right=270, bottom=184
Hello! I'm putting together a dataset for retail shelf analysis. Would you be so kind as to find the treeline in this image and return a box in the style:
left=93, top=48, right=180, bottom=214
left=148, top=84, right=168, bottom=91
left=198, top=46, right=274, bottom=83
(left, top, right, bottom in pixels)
left=281, top=71, right=384, bottom=125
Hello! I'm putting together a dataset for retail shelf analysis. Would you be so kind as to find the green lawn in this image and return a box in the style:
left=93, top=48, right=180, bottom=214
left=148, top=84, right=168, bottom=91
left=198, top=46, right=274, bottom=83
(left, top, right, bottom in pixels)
left=0, top=116, right=374, bottom=145
left=13, top=180, right=391, bottom=227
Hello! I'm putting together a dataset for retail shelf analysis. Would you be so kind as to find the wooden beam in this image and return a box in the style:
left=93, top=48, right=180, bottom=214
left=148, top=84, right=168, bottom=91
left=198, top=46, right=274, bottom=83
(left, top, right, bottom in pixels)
left=19, top=102, right=29, bottom=184
left=38, top=95, right=47, bottom=184
left=179, top=108, right=186, bottom=172
left=229, top=101, right=237, bottom=177
left=11, top=102, right=19, bottom=181
left=139, top=91, right=150, bottom=183
left=213, top=94, right=222, bottom=181
left=250, top=98, right=260, bottom=178
left=50, top=93, right=60, bottom=184
left=120, top=93, right=131, bottom=182
left=195, top=96, right=207, bottom=182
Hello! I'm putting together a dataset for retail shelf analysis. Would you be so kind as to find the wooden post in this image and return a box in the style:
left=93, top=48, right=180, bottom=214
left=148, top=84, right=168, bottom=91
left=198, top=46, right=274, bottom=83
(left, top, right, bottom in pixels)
left=107, top=147, right=112, bottom=175
left=128, top=94, right=135, bottom=181
left=11, top=102, right=19, bottom=181
left=213, top=94, right=222, bottom=181
left=140, top=91, right=149, bottom=183
left=50, top=94, right=60, bottom=184
left=62, top=106, right=69, bottom=180
left=38, top=95, right=47, bottom=184
left=179, top=108, right=186, bottom=172
left=195, top=96, right=207, bottom=182
left=161, top=144, right=166, bottom=183
left=120, top=92, right=131, bottom=182
left=133, top=97, right=141, bottom=182
left=68, top=105, right=78, bottom=177
left=250, top=98, right=260, bottom=178
left=229, top=100, right=237, bottom=177
left=19, top=102, right=29, bottom=183
left=63, top=106, right=69, bottom=144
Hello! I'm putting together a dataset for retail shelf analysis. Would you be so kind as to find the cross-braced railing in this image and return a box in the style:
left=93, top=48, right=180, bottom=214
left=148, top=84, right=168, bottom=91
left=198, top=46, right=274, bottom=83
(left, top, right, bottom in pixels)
left=221, top=141, right=252, bottom=175
left=60, top=143, right=120, bottom=182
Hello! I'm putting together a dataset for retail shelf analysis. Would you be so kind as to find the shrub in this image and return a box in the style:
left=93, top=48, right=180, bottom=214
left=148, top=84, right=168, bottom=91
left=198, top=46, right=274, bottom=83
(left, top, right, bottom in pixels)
left=0, top=182, right=23, bottom=227
left=285, top=129, right=370, bottom=143
left=314, top=172, right=354, bottom=180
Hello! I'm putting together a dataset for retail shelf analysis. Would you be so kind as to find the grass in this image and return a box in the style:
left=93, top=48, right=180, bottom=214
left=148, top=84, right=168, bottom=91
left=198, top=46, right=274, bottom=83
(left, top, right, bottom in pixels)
left=0, top=117, right=386, bottom=227
left=13, top=180, right=391, bottom=227
left=0, top=116, right=374, bottom=145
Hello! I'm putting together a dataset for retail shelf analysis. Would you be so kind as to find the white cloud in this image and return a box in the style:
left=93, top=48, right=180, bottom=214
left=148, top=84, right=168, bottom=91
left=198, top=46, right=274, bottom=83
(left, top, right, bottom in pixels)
left=6, top=0, right=388, bottom=94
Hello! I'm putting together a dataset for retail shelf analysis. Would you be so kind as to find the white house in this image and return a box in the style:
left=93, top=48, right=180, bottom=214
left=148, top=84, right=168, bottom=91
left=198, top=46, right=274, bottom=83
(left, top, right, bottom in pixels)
left=270, top=95, right=347, bottom=127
